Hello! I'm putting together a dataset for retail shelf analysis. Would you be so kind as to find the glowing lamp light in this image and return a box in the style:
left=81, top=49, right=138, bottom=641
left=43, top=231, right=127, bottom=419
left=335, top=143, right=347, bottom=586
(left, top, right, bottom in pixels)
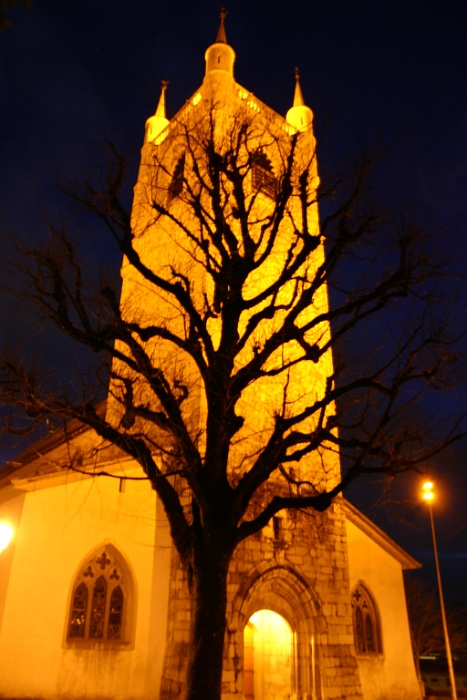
left=422, top=481, right=435, bottom=502
left=0, top=522, right=14, bottom=553
left=421, top=478, right=458, bottom=699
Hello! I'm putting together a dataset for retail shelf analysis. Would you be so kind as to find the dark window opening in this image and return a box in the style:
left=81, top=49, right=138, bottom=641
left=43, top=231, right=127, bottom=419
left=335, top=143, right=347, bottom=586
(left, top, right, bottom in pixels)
left=67, top=548, right=127, bottom=643
left=351, top=585, right=382, bottom=655
left=273, top=516, right=283, bottom=541
left=168, top=153, right=186, bottom=200
left=252, top=150, right=277, bottom=199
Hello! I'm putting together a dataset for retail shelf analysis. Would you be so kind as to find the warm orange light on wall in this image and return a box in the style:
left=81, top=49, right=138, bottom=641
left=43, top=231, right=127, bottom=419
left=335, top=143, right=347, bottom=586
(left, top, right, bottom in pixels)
left=246, top=610, right=294, bottom=699
left=249, top=609, right=291, bottom=645
left=0, top=522, right=14, bottom=553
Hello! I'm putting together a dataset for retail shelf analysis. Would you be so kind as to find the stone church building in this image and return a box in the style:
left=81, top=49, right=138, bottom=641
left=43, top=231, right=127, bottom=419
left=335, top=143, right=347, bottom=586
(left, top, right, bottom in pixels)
left=0, top=17, right=422, bottom=700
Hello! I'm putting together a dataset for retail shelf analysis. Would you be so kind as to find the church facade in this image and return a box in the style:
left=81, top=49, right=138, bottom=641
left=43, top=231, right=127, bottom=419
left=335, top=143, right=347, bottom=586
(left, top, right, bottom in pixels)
left=0, top=18, right=422, bottom=700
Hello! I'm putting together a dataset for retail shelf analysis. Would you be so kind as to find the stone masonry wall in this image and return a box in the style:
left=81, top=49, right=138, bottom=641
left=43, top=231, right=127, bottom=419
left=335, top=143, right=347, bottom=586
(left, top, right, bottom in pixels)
left=159, top=498, right=364, bottom=700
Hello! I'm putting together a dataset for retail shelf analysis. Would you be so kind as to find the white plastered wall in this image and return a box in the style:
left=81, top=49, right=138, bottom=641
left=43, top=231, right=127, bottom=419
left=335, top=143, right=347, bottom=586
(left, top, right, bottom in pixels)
left=345, top=517, right=422, bottom=700
left=0, top=469, right=171, bottom=700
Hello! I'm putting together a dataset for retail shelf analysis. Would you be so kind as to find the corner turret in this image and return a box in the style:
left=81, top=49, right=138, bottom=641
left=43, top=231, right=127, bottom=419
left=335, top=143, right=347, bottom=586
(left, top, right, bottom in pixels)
left=146, top=80, right=170, bottom=144
left=204, top=8, right=236, bottom=78
left=286, top=68, right=314, bottom=132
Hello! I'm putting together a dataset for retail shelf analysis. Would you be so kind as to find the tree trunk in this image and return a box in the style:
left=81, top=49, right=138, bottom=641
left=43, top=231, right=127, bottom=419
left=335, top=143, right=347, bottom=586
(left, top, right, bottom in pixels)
left=184, top=542, right=232, bottom=700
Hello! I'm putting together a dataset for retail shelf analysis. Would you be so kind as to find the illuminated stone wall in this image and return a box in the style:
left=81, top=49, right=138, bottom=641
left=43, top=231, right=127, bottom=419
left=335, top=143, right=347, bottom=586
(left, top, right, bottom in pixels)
left=121, top=54, right=363, bottom=698
left=116, top=44, right=419, bottom=700
left=108, top=72, right=340, bottom=496
left=158, top=499, right=364, bottom=700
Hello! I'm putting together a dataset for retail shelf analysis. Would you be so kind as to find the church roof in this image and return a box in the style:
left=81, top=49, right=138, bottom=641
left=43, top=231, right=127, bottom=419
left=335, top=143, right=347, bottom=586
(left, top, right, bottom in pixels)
left=342, top=497, right=421, bottom=570
left=0, top=425, right=421, bottom=573
left=0, top=401, right=118, bottom=495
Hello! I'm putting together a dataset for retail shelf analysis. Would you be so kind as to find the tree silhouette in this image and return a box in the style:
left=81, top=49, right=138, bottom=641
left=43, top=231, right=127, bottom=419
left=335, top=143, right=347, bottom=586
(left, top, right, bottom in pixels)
left=405, top=575, right=467, bottom=679
left=1, top=102, right=464, bottom=699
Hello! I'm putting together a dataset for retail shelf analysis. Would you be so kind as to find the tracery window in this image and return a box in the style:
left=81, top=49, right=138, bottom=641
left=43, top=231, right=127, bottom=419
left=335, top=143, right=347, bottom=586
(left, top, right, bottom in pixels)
left=168, top=153, right=186, bottom=200
left=351, top=584, right=382, bottom=654
left=67, top=546, right=131, bottom=643
left=252, top=150, right=277, bottom=199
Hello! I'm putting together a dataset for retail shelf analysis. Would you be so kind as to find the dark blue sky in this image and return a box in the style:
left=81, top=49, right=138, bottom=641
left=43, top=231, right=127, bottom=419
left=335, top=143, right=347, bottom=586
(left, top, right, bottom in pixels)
left=0, top=0, right=466, bottom=601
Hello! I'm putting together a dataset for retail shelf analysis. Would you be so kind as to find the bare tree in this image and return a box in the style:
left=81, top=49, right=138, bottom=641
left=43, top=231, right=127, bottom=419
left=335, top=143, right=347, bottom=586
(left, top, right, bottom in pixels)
left=1, top=101, right=464, bottom=699
left=405, top=575, right=467, bottom=679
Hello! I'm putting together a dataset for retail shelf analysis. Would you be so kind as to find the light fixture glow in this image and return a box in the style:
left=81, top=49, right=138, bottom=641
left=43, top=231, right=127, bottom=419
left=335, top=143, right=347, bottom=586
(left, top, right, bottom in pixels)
left=421, top=478, right=458, bottom=698
left=0, top=522, right=14, bottom=553
left=422, top=481, right=435, bottom=502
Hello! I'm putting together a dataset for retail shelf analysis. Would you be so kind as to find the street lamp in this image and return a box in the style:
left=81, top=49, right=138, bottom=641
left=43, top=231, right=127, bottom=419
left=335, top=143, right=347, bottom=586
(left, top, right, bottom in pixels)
left=422, top=481, right=457, bottom=700
left=0, top=522, right=14, bottom=554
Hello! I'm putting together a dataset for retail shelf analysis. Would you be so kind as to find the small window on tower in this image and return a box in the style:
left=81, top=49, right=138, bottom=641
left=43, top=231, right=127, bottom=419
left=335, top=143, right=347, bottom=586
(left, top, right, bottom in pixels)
left=252, top=150, right=277, bottom=199
left=168, top=153, right=186, bottom=201
left=273, top=516, right=283, bottom=541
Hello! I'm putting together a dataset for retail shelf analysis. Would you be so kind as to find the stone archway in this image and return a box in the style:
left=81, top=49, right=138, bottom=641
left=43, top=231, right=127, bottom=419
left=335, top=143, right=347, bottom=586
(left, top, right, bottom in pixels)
left=230, top=564, right=322, bottom=700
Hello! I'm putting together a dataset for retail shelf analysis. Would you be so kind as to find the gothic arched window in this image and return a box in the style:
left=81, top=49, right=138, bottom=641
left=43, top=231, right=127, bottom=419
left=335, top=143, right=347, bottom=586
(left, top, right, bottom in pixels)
left=351, top=584, right=382, bottom=654
left=252, top=150, right=277, bottom=199
left=67, top=546, right=133, bottom=644
left=168, top=153, right=186, bottom=200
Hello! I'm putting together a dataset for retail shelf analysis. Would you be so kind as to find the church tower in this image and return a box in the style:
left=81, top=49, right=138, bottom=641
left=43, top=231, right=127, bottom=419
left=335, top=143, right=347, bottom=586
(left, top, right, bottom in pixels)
left=0, top=13, right=423, bottom=700
left=116, top=11, right=339, bottom=491
left=111, top=12, right=364, bottom=700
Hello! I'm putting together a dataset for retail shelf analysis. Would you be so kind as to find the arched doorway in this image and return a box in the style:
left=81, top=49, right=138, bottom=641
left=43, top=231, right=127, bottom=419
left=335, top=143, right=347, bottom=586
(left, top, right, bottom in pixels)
left=232, top=564, right=322, bottom=699
left=244, top=609, right=295, bottom=700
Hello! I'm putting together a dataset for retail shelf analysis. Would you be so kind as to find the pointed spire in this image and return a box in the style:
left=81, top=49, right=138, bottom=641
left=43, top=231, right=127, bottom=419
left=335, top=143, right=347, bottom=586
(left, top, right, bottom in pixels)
left=293, top=67, right=305, bottom=107
left=286, top=68, right=314, bottom=132
left=204, top=7, right=235, bottom=79
left=146, top=80, right=170, bottom=144
left=155, top=79, right=169, bottom=119
left=216, top=7, right=228, bottom=44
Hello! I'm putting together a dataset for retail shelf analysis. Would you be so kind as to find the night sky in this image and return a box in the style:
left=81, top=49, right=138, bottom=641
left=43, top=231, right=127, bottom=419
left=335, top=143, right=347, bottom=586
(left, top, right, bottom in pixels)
left=0, top=1, right=466, bottom=602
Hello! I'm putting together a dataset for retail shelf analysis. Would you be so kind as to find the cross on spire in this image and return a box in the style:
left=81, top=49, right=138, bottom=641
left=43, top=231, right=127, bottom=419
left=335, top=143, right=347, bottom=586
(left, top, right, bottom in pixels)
left=155, top=80, right=169, bottom=119
left=216, top=7, right=228, bottom=43
left=293, top=66, right=306, bottom=107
